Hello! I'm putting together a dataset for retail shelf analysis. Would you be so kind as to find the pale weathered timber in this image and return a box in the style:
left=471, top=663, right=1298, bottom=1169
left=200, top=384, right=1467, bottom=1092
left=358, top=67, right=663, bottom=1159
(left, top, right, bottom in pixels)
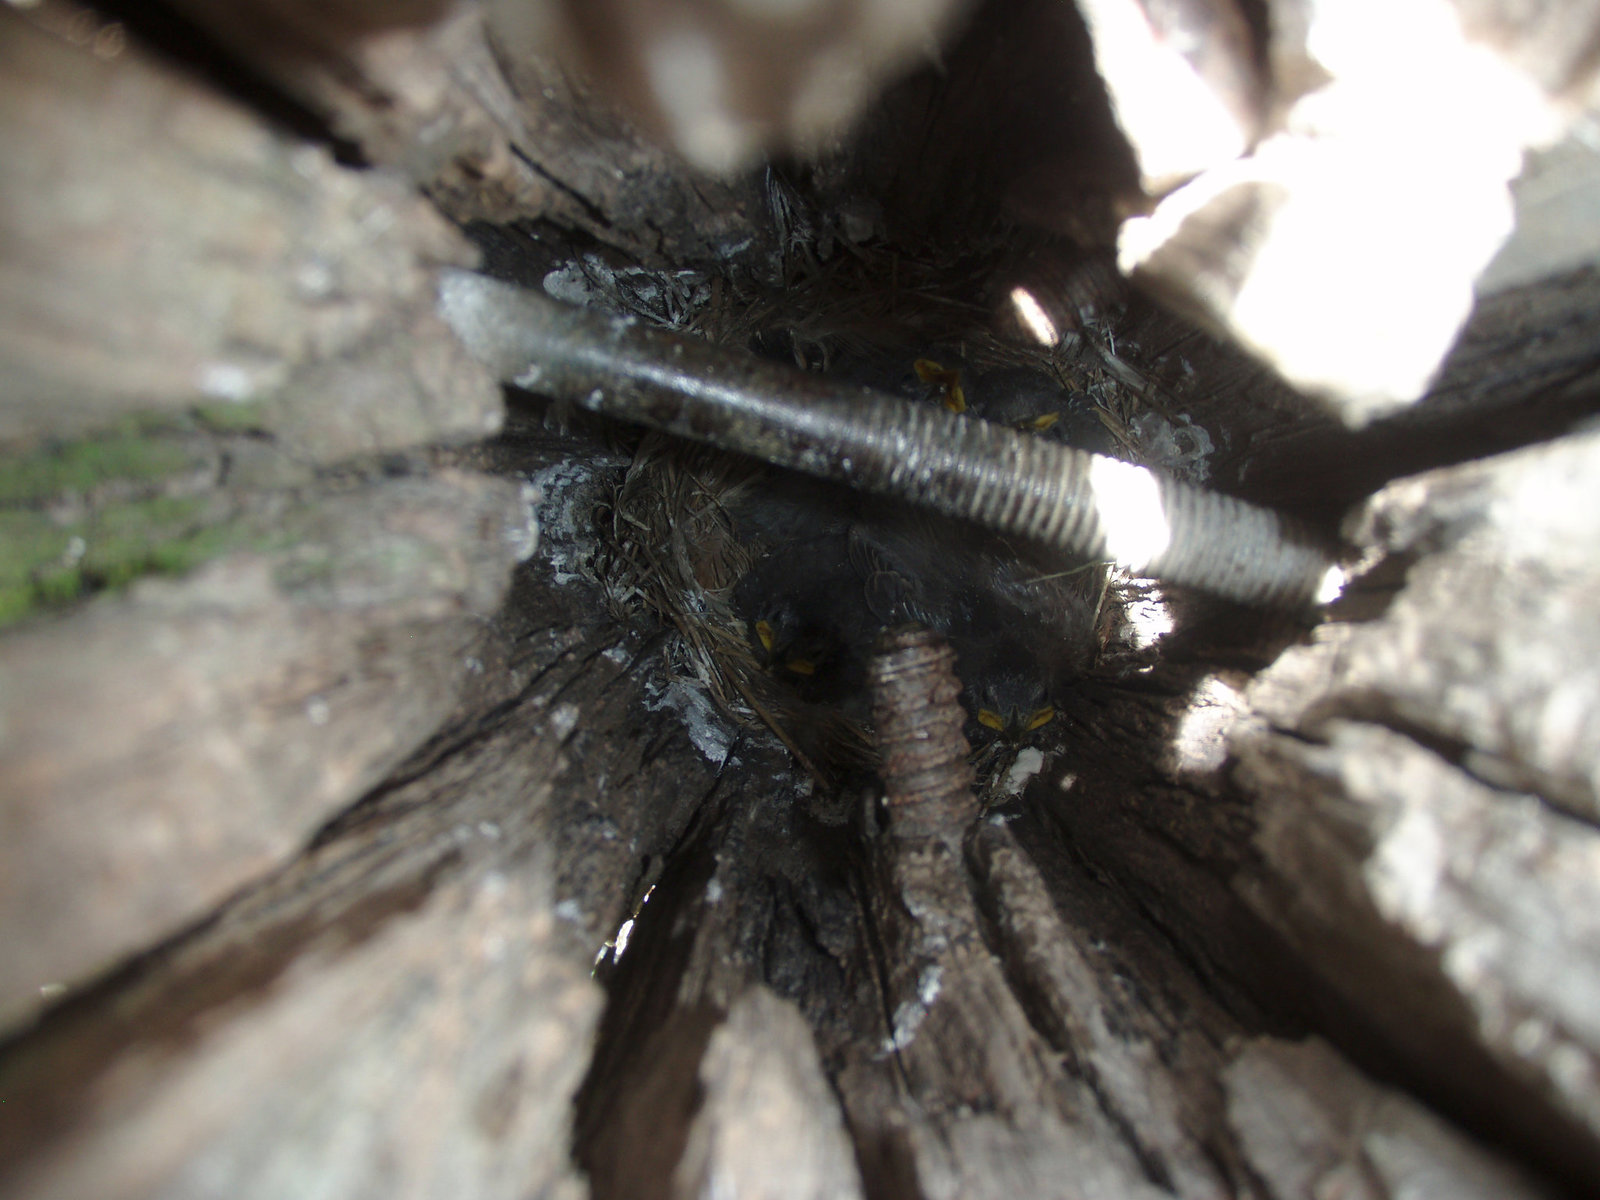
left=1224, top=1037, right=1553, bottom=1200
left=1253, top=428, right=1600, bottom=819
left=673, top=986, right=866, bottom=1200
left=0, top=459, right=729, bottom=1197
left=968, top=818, right=1244, bottom=1198
left=0, top=470, right=530, bottom=1027
left=1073, top=0, right=1262, bottom=193
left=569, top=652, right=1555, bottom=1200
left=5, top=869, right=600, bottom=1200
left=487, top=0, right=974, bottom=176
left=0, top=4, right=497, bottom=451
left=0, top=0, right=547, bottom=1027
left=149, top=0, right=778, bottom=273
left=3, top=2, right=1600, bottom=1198
left=1481, top=132, right=1600, bottom=293
left=1232, top=264, right=1600, bottom=519
left=1227, top=428, right=1600, bottom=1167
left=1034, top=595, right=1600, bottom=1190
left=155, top=0, right=544, bottom=215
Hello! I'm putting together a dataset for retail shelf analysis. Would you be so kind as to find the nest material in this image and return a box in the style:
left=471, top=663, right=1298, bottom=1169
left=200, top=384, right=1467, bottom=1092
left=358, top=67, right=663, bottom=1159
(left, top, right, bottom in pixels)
left=596, top=427, right=1139, bottom=801
left=595, top=437, right=876, bottom=787
left=571, top=196, right=1182, bottom=795
left=549, top=199, right=1190, bottom=468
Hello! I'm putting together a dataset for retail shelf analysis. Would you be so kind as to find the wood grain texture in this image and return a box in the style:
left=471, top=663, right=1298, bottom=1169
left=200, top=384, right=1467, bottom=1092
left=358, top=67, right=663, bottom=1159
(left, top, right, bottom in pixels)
left=0, top=5, right=494, bottom=448
left=0, top=470, right=529, bottom=1026
left=1, top=3, right=1598, bottom=1197
left=0, top=439, right=727, bottom=1195
left=1229, top=428, right=1600, bottom=1173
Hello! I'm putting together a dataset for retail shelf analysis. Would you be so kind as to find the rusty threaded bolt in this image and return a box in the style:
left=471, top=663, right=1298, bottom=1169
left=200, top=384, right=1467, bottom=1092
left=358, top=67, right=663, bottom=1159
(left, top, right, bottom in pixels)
left=439, top=270, right=1342, bottom=609
left=868, top=627, right=976, bottom=842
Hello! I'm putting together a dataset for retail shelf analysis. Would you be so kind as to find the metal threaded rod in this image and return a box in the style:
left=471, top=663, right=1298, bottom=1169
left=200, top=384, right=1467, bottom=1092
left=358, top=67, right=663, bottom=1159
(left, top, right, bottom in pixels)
left=440, top=270, right=1340, bottom=608
left=868, top=627, right=974, bottom=842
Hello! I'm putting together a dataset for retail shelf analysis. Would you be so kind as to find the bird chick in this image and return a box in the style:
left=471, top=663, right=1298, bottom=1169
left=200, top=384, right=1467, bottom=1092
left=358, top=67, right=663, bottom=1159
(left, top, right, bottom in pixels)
left=896, top=355, right=1115, bottom=452
left=955, top=631, right=1061, bottom=746
left=728, top=520, right=880, bottom=788
left=733, top=528, right=876, bottom=710
left=847, top=504, right=1103, bottom=748
left=963, top=366, right=1115, bottom=453
left=709, top=370, right=1111, bottom=784
left=913, top=356, right=968, bottom=413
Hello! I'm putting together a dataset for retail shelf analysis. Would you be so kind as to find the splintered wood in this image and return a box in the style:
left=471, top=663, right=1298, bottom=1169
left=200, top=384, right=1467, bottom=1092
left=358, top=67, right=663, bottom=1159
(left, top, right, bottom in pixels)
left=2, top=1, right=1600, bottom=1198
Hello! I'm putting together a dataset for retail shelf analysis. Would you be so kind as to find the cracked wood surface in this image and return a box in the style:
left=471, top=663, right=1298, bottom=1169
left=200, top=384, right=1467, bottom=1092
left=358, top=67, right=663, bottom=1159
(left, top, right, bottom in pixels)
left=1228, top=428, right=1600, bottom=1179
left=0, top=3, right=497, bottom=449
left=2, top=2, right=1599, bottom=1197
left=0, top=493, right=725, bottom=1197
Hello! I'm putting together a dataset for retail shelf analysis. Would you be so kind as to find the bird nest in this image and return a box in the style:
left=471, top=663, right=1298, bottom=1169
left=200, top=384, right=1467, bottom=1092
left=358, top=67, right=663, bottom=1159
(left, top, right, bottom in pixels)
left=569, top=219, right=1176, bottom=802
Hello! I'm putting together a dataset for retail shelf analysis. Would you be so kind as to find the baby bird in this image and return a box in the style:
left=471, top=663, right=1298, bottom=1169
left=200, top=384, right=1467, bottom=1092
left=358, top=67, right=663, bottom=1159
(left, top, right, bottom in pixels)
left=964, top=366, right=1115, bottom=454
left=710, top=359, right=1112, bottom=781
left=957, top=632, right=1060, bottom=744
left=727, top=518, right=881, bottom=786
left=847, top=504, right=1103, bottom=747
left=734, top=533, right=875, bottom=709
left=900, top=355, right=1114, bottom=453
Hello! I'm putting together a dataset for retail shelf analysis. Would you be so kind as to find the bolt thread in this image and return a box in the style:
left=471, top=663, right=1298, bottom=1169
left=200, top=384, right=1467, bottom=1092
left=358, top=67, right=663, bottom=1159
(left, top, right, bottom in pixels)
left=868, top=627, right=975, bottom=841
left=440, top=271, right=1336, bottom=608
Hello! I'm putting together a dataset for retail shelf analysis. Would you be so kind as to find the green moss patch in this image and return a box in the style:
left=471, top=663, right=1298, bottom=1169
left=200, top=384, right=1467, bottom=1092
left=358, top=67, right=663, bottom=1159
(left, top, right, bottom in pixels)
left=193, top=400, right=271, bottom=435
left=0, top=497, right=271, bottom=630
left=0, top=417, right=262, bottom=626
left=0, top=422, right=201, bottom=506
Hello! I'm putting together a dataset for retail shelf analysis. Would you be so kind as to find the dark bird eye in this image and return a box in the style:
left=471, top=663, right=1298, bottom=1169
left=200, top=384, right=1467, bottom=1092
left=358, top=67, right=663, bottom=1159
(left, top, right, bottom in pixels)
left=913, top=358, right=966, bottom=413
